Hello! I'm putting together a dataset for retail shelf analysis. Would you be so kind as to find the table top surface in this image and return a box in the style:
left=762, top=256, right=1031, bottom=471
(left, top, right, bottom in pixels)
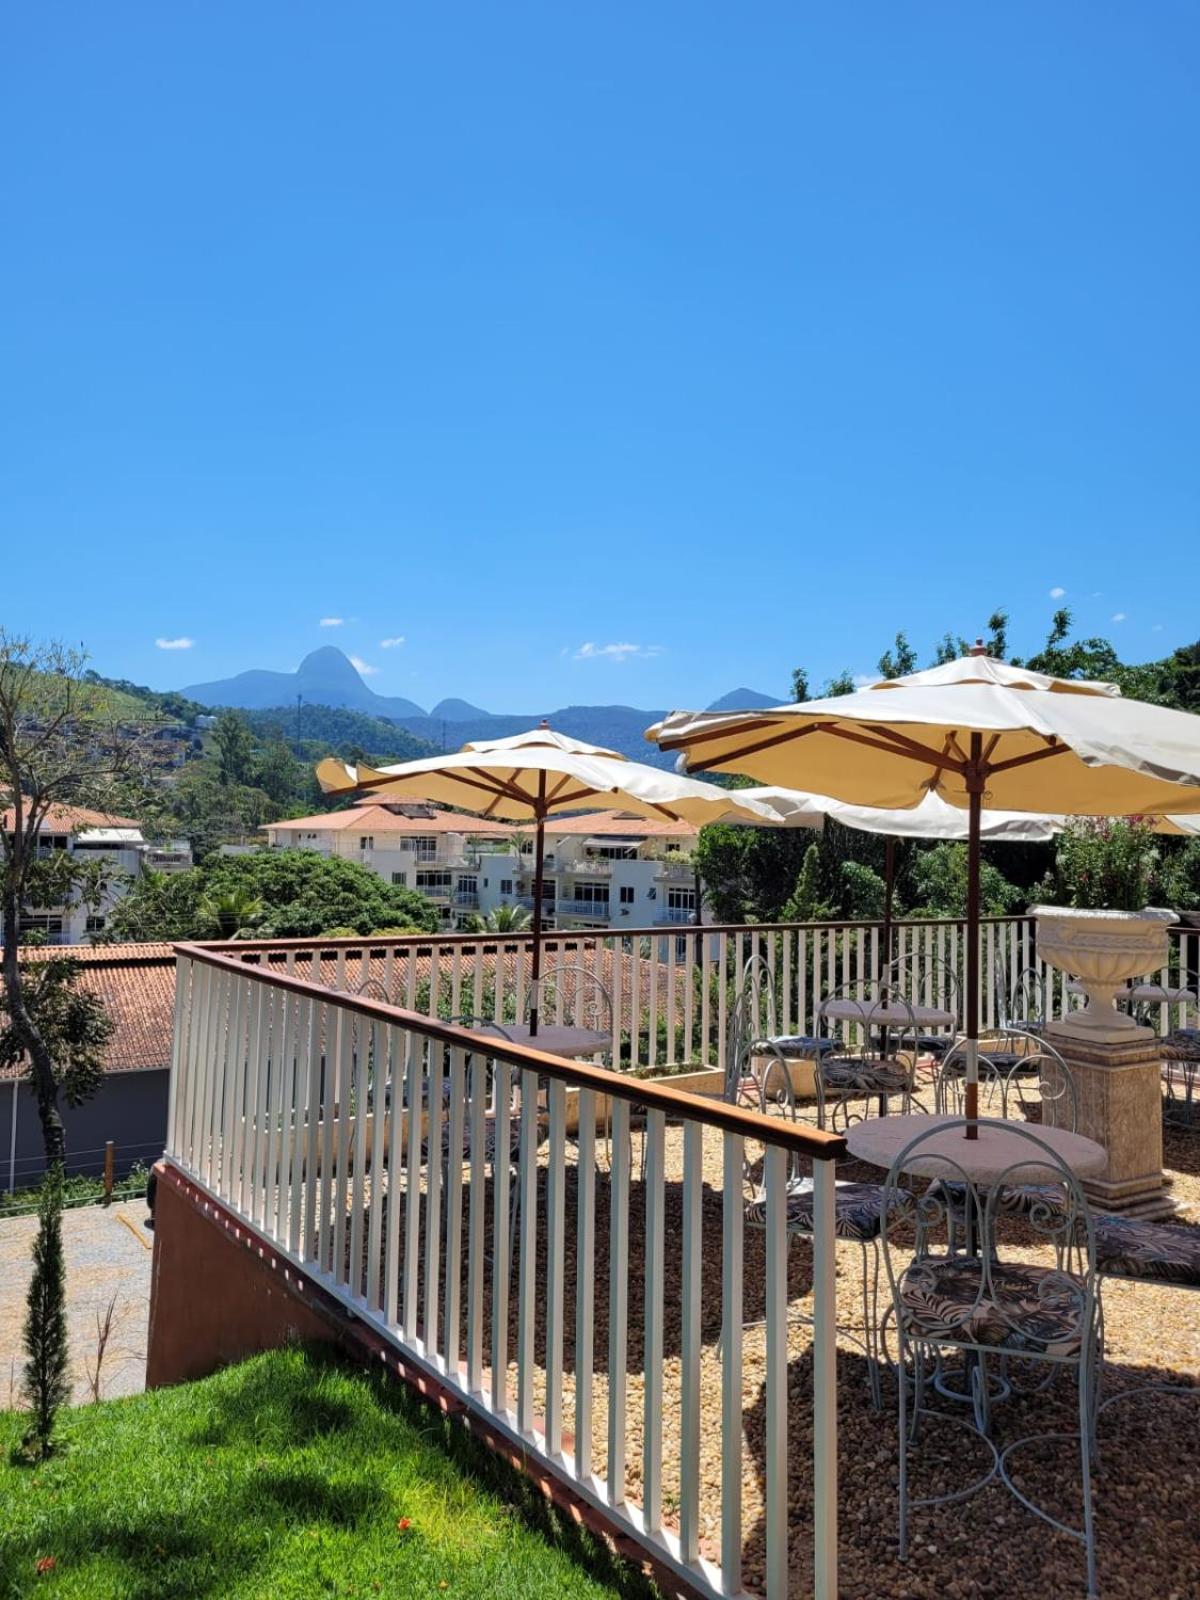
left=846, top=1112, right=1107, bottom=1184
left=1065, top=978, right=1195, bottom=1003
left=493, top=1023, right=611, bottom=1058
left=822, top=998, right=956, bottom=1028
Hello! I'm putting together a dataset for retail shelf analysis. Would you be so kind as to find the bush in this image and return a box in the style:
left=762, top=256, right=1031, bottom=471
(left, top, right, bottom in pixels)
left=20, top=1168, right=69, bottom=1461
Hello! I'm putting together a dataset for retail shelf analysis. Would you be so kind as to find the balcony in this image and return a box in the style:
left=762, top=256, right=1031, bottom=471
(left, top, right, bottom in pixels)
left=451, top=890, right=479, bottom=909
left=565, top=857, right=613, bottom=877
left=654, top=905, right=697, bottom=924
left=556, top=898, right=612, bottom=918
left=156, top=915, right=1200, bottom=1600
left=654, top=856, right=695, bottom=881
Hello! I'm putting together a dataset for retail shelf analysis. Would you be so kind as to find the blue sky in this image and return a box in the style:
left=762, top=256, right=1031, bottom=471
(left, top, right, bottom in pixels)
left=2, top=3, right=1197, bottom=714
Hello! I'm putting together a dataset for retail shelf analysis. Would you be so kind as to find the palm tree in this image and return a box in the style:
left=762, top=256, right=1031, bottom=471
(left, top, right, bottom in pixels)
left=199, top=886, right=265, bottom=940
left=463, top=904, right=532, bottom=934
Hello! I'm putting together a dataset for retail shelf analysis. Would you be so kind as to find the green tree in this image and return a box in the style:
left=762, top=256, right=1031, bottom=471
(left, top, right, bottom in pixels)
left=910, top=842, right=1022, bottom=918
left=781, top=842, right=828, bottom=920
left=213, top=712, right=255, bottom=787
left=255, top=737, right=301, bottom=805
left=21, top=1166, right=69, bottom=1461
left=198, top=885, right=265, bottom=939
left=696, top=824, right=817, bottom=923
left=877, top=632, right=917, bottom=680
left=1044, top=817, right=1160, bottom=911
left=0, top=957, right=114, bottom=1121
left=1, top=633, right=146, bottom=1165
left=108, top=851, right=440, bottom=941
left=463, top=904, right=533, bottom=934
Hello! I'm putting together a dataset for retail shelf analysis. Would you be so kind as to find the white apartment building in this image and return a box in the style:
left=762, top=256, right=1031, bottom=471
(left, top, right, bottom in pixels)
left=4, top=804, right=193, bottom=944
left=263, top=803, right=708, bottom=934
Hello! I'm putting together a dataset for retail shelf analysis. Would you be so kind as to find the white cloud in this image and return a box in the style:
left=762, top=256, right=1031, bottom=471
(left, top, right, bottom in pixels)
left=319, top=617, right=345, bottom=628
left=1049, top=586, right=1065, bottom=599
left=574, top=641, right=663, bottom=662
left=349, top=654, right=380, bottom=677
left=1111, top=612, right=1126, bottom=623
left=155, top=636, right=194, bottom=650
left=379, top=636, right=405, bottom=649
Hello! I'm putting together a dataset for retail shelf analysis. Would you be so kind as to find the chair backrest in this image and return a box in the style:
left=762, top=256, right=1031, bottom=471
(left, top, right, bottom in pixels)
left=739, top=949, right=778, bottom=1042
left=996, top=961, right=1049, bottom=1031
left=1002, top=1033, right=1078, bottom=1133
left=934, top=1036, right=1011, bottom=1117
left=888, top=952, right=960, bottom=1023
left=879, top=1117, right=1097, bottom=1344
left=818, top=984, right=917, bottom=1060
left=523, top=964, right=613, bottom=1033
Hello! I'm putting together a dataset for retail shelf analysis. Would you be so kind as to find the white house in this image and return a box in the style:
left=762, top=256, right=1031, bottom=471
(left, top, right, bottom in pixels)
left=3, top=804, right=192, bottom=944
left=263, top=802, right=707, bottom=933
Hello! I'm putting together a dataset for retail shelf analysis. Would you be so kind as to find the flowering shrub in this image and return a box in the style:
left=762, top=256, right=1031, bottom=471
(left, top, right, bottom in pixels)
left=1049, top=817, right=1160, bottom=911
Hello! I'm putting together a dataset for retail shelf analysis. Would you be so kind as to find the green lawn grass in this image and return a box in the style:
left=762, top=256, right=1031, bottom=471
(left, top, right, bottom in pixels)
left=0, top=1345, right=658, bottom=1599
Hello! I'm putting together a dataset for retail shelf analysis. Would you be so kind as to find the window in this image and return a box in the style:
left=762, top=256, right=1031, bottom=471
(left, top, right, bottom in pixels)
left=416, top=871, right=453, bottom=893
left=619, top=886, right=635, bottom=905
left=359, top=836, right=375, bottom=851
left=667, top=887, right=697, bottom=912
left=391, top=871, right=407, bottom=886
left=457, top=876, right=478, bottom=895
left=405, top=836, right=438, bottom=861
left=573, top=884, right=609, bottom=906
left=500, top=879, right=513, bottom=896
left=85, top=915, right=106, bottom=933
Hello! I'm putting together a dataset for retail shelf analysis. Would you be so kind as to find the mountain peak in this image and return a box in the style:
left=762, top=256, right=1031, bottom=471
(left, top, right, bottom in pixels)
left=705, top=687, right=784, bottom=713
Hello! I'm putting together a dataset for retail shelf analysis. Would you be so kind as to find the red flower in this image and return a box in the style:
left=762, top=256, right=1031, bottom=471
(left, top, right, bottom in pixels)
left=36, top=1557, right=57, bottom=1575
left=396, top=1517, right=411, bottom=1533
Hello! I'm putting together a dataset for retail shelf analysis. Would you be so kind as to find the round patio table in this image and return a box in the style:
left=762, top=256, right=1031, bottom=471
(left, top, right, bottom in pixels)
left=1127, top=982, right=1196, bottom=1005
left=477, top=1022, right=610, bottom=1058
left=822, top=999, right=956, bottom=1029
left=846, top=1112, right=1106, bottom=1184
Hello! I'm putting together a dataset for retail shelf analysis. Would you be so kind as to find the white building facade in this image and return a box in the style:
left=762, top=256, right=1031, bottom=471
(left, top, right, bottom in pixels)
left=263, top=803, right=707, bottom=934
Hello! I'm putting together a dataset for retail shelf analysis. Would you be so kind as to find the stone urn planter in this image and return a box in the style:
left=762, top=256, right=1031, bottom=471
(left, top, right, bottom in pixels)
left=1032, top=904, right=1178, bottom=1043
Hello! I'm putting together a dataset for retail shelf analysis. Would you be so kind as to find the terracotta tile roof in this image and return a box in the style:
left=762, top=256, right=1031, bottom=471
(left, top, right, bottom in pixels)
left=1, top=803, right=142, bottom=833
left=265, top=803, right=512, bottom=837
left=544, top=809, right=697, bottom=840
left=0, top=943, right=176, bottom=1079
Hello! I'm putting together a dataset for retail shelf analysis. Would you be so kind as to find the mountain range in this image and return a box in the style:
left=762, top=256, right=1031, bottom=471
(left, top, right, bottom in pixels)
left=184, top=648, right=782, bottom=763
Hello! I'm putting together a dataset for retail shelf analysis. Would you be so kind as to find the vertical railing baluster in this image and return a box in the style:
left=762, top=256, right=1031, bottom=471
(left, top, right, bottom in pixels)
left=764, top=1144, right=788, bottom=1598
left=630, top=947, right=642, bottom=1073
left=466, top=1050, right=487, bottom=1393
left=403, top=1031, right=422, bottom=1337
left=289, top=995, right=315, bottom=1255
left=544, top=1078, right=566, bottom=1456
left=366, top=1018, right=389, bottom=1309
left=183, top=960, right=209, bottom=1173
left=721, top=1130, right=744, bottom=1592
left=348, top=1013, right=370, bottom=1299
left=424, top=1040, right=444, bottom=1351
left=272, top=988, right=296, bottom=1243
left=384, top=1023, right=406, bottom=1325
left=332, top=1005, right=354, bottom=1282
left=443, top=1045, right=465, bottom=1374
left=607, top=1097, right=631, bottom=1506
left=516, top=1067, right=538, bottom=1436
left=812, top=1158, right=838, bottom=1600
left=643, top=1107, right=665, bottom=1533
left=574, top=1084, right=596, bottom=1481
left=491, top=1058, right=512, bottom=1416
left=717, top=931, right=728, bottom=1072
left=679, top=1119, right=702, bottom=1565
left=240, top=981, right=265, bottom=1220
left=167, top=957, right=190, bottom=1158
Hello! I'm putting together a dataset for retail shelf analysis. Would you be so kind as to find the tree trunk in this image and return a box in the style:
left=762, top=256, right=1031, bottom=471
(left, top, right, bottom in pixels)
left=2, top=892, right=67, bottom=1169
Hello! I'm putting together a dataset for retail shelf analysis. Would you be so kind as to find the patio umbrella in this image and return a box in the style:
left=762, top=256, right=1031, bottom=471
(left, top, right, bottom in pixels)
left=737, top=786, right=1065, bottom=984
left=316, top=723, right=793, bottom=1034
left=648, top=647, right=1200, bottom=1134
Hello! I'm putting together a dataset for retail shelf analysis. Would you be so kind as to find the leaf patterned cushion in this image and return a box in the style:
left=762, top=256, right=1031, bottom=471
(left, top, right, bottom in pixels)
left=821, top=1057, right=910, bottom=1095
left=1094, top=1215, right=1200, bottom=1288
left=745, top=1180, right=913, bottom=1242
left=1163, top=1029, right=1200, bottom=1063
left=751, top=1034, right=835, bottom=1059
left=928, top=1178, right=1070, bottom=1224
left=898, top=1257, right=1088, bottom=1357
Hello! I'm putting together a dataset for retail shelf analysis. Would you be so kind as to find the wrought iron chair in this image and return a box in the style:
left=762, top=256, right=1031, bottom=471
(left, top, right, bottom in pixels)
left=815, top=986, right=920, bottom=1131
left=880, top=1119, right=1102, bottom=1595
left=522, top=963, right=614, bottom=1058
left=729, top=952, right=833, bottom=1114
left=886, top=952, right=962, bottom=1060
left=727, top=987, right=910, bottom=1406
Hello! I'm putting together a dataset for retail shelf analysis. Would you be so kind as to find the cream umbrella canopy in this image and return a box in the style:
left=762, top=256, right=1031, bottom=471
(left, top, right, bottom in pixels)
left=316, top=723, right=791, bottom=1033
left=648, top=648, right=1200, bottom=1131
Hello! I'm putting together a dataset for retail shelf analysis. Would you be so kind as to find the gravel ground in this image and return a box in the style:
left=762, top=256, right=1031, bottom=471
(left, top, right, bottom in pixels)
left=0, top=1199, right=152, bottom=1406
left=349, top=1089, right=1200, bottom=1600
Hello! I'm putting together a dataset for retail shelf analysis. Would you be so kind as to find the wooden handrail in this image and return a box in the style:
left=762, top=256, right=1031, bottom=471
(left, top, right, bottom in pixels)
left=176, top=942, right=849, bottom=1162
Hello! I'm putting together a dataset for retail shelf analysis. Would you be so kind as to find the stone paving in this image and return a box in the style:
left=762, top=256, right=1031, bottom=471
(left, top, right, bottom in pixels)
left=0, top=1199, right=152, bottom=1406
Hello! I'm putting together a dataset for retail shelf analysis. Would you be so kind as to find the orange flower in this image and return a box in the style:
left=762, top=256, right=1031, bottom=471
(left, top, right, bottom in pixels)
left=396, top=1517, right=411, bottom=1532
left=36, top=1557, right=57, bottom=1575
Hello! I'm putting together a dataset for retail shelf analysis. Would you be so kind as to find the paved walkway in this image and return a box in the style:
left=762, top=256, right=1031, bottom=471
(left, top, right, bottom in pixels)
left=0, top=1199, right=152, bottom=1405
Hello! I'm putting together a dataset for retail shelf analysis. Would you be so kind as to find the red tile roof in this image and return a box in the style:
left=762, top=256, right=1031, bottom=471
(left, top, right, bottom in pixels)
left=265, top=803, right=512, bottom=837
left=0, top=943, right=175, bottom=1079
left=544, top=809, right=696, bottom=839
left=1, top=803, right=142, bottom=833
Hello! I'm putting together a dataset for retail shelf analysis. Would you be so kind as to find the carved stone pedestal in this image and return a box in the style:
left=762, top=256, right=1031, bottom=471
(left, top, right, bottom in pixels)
left=1043, top=1027, right=1175, bottom=1219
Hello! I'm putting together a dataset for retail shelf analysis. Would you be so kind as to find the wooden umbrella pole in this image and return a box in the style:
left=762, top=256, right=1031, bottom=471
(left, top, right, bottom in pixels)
left=880, top=835, right=896, bottom=999
left=964, top=734, right=984, bottom=1139
left=529, top=773, right=547, bottom=1038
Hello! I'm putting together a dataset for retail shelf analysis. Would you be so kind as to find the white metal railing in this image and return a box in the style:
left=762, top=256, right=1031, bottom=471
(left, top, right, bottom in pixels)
left=166, top=945, right=845, bottom=1599
left=206, top=916, right=1200, bottom=1076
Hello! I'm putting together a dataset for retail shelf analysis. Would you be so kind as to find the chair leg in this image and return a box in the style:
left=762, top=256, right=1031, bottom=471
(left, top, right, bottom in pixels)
left=862, top=1240, right=882, bottom=1410
left=1079, top=1358, right=1099, bottom=1598
left=897, top=1331, right=910, bottom=1562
